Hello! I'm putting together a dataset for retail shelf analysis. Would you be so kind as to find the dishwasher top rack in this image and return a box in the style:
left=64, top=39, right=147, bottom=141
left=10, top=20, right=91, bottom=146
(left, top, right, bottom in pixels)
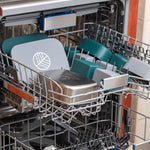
left=0, top=50, right=125, bottom=124
left=1, top=22, right=150, bottom=124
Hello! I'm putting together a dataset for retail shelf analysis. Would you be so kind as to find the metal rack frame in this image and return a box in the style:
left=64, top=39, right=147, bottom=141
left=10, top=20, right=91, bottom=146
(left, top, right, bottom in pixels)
left=0, top=22, right=150, bottom=124
left=1, top=22, right=150, bottom=149
left=83, top=23, right=150, bottom=99
left=0, top=100, right=150, bottom=149
left=0, top=50, right=126, bottom=124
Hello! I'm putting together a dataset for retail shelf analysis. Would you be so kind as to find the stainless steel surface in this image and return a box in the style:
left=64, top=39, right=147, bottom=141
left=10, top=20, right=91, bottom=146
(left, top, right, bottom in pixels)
left=101, top=74, right=128, bottom=91
left=43, top=70, right=98, bottom=104
left=0, top=105, right=18, bottom=119
left=2, top=3, right=99, bottom=26
left=134, top=140, right=150, bottom=150
left=0, top=0, right=110, bottom=17
left=92, top=68, right=120, bottom=87
left=120, top=0, right=130, bottom=34
left=41, top=12, right=76, bottom=31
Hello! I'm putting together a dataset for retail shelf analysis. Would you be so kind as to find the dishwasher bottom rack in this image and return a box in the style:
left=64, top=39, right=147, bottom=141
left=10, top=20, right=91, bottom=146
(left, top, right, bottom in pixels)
left=0, top=100, right=149, bottom=150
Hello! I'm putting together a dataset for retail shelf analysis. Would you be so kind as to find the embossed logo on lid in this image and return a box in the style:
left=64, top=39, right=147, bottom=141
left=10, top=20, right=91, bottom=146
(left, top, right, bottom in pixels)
left=33, top=52, right=51, bottom=71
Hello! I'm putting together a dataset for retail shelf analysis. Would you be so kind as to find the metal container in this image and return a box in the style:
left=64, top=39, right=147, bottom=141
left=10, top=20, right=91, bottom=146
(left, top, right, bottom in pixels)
left=92, top=68, right=128, bottom=90
left=41, top=70, right=98, bottom=105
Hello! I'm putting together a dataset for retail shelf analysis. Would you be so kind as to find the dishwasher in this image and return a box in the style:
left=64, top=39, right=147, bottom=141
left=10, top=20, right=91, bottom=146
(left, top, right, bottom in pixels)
left=0, top=0, right=150, bottom=150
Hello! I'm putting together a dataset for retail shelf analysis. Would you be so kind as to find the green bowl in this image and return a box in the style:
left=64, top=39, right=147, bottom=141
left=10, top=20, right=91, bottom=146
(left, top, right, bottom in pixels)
left=1, top=33, right=48, bottom=55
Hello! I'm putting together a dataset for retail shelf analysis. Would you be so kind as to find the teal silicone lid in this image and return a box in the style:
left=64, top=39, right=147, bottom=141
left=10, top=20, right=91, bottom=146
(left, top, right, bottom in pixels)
left=78, top=38, right=112, bottom=62
left=1, top=33, right=48, bottom=55
left=64, top=47, right=80, bottom=65
left=71, top=58, right=104, bottom=79
left=110, top=53, right=128, bottom=71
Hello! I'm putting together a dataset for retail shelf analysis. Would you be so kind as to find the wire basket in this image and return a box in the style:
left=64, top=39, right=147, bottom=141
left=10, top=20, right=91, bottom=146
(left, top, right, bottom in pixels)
left=0, top=22, right=150, bottom=124
left=0, top=51, right=127, bottom=124
left=0, top=22, right=150, bottom=149
left=83, top=23, right=150, bottom=99
left=0, top=23, right=149, bottom=123
left=58, top=22, right=150, bottom=100
left=0, top=100, right=150, bottom=150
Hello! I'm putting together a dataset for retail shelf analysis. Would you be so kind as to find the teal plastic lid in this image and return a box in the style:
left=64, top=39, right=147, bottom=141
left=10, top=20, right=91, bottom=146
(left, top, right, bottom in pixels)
left=71, top=58, right=104, bottom=79
left=78, top=38, right=112, bottom=62
left=1, top=33, right=48, bottom=55
left=110, top=53, right=128, bottom=71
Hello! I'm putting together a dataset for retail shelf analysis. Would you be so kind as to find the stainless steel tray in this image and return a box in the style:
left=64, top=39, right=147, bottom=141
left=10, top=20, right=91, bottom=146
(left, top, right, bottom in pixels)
left=41, top=70, right=98, bottom=105
left=92, top=68, right=128, bottom=91
left=101, top=74, right=129, bottom=91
